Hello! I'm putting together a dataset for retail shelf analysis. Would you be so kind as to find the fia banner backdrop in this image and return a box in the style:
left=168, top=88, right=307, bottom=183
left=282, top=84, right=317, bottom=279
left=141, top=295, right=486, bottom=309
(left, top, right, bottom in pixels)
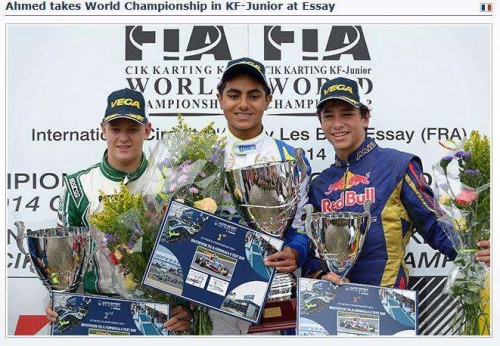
left=7, top=25, right=490, bottom=335
left=143, top=201, right=283, bottom=323
left=297, top=278, right=418, bottom=336
left=51, top=293, right=170, bottom=336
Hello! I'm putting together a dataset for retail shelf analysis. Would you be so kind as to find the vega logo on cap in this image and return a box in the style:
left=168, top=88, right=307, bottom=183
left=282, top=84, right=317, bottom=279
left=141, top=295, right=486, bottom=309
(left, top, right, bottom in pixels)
left=241, top=61, right=261, bottom=71
left=111, top=98, right=141, bottom=109
left=323, top=84, right=353, bottom=95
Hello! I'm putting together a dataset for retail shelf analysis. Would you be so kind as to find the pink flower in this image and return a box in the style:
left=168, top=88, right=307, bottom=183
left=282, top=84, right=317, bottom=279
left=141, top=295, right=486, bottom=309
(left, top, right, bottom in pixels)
left=178, top=175, right=188, bottom=184
left=456, top=190, right=478, bottom=205
left=188, top=187, right=199, bottom=194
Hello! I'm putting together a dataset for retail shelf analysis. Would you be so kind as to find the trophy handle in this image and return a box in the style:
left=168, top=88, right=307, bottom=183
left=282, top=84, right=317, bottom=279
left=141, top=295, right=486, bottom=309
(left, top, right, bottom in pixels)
left=304, top=205, right=330, bottom=274
left=294, top=148, right=308, bottom=183
left=304, top=204, right=320, bottom=250
left=361, top=200, right=372, bottom=249
left=14, top=221, right=29, bottom=256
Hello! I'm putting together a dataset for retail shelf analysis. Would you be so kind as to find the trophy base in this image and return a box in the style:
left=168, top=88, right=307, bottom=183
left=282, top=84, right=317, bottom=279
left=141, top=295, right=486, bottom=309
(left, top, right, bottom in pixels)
left=247, top=298, right=297, bottom=333
left=248, top=273, right=297, bottom=333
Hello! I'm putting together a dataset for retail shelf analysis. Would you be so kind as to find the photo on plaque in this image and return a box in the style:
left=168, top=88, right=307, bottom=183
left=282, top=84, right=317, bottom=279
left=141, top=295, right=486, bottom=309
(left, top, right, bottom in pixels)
left=207, top=277, right=230, bottom=296
left=221, top=282, right=268, bottom=320
left=192, top=245, right=237, bottom=280
left=51, top=293, right=170, bottom=335
left=144, top=244, right=184, bottom=295
left=186, top=269, right=208, bottom=289
left=143, top=200, right=284, bottom=323
left=297, top=278, right=418, bottom=336
left=160, top=206, right=205, bottom=243
left=244, top=231, right=280, bottom=281
left=337, top=311, right=380, bottom=336
left=379, top=287, right=417, bottom=329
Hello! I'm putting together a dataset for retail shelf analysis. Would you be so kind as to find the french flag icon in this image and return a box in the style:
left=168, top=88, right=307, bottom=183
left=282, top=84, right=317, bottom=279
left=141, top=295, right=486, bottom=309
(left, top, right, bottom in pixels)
left=480, top=3, right=493, bottom=12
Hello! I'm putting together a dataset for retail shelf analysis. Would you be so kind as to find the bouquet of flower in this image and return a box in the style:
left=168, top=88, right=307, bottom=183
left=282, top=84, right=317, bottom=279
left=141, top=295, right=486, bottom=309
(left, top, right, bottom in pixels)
left=89, top=183, right=172, bottom=303
left=432, top=131, right=490, bottom=335
left=88, top=116, right=226, bottom=335
left=142, top=114, right=226, bottom=223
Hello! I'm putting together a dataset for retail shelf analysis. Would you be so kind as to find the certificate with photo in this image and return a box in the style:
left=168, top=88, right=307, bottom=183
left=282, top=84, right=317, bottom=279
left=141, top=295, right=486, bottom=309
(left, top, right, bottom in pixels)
left=297, top=278, right=418, bottom=336
left=143, top=200, right=284, bottom=323
left=51, top=293, right=170, bottom=335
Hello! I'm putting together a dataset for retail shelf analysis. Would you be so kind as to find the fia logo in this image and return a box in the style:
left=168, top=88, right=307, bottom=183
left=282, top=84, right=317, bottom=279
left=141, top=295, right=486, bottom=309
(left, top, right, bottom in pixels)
left=125, top=25, right=232, bottom=61
left=264, top=25, right=371, bottom=61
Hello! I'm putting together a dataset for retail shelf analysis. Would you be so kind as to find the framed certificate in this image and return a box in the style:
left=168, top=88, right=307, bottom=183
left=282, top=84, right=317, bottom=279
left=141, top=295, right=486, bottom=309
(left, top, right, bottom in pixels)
left=51, top=293, right=170, bottom=335
left=143, top=200, right=284, bottom=323
left=297, top=278, right=418, bottom=335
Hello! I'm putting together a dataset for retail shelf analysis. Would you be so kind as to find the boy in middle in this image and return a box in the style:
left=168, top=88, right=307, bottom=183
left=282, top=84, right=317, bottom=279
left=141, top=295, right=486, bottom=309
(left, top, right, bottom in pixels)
left=211, top=57, right=311, bottom=334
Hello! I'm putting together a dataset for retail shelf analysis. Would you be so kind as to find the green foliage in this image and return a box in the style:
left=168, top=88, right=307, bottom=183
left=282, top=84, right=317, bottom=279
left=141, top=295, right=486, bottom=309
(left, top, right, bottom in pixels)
left=450, top=252, right=489, bottom=335
left=89, top=182, right=147, bottom=238
left=89, top=183, right=153, bottom=285
left=463, top=131, right=490, bottom=186
left=166, top=115, right=226, bottom=177
left=193, top=306, right=213, bottom=335
left=169, top=114, right=226, bottom=159
left=462, top=131, right=490, bottom=234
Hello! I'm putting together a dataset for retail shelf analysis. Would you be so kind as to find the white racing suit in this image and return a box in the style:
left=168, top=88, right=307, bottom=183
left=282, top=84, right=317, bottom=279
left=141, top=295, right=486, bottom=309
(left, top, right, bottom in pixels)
left=209, top=129, right=311, bottom=334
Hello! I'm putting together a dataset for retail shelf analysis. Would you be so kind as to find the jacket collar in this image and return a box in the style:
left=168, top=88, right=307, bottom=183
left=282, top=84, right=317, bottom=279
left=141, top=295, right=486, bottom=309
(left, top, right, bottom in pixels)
left=334, top=137, right=377, bottom=167
left=228, top=127, right=266, bottom=156
left=100, top=149, right=148, bottom=183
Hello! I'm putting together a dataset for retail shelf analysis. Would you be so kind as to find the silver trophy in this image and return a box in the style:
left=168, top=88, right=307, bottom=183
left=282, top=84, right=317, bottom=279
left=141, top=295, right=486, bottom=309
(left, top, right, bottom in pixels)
left=15, top=221, right=90, bottom=293
left=304, top=201, right=371, bottom=280
left=225, top=148, right=308, bottom=238
left=225, top=149, right=308, bottom=302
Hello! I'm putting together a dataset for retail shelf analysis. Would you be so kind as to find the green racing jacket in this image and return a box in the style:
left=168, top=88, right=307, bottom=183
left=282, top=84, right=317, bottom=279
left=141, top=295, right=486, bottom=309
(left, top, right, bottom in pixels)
left=58, top=150, right=149, bottom=294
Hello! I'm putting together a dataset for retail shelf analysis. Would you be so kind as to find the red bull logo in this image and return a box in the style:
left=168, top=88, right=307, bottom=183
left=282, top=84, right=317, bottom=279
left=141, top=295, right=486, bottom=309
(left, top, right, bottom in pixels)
left=321, top=188, right=376, bottom=211
left=325, top=172, right=371, bottom=195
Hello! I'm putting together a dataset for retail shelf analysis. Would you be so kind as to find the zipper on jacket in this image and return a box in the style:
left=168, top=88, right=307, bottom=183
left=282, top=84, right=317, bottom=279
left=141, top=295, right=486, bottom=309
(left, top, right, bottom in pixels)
left=342, top=165, right=350, bottom=205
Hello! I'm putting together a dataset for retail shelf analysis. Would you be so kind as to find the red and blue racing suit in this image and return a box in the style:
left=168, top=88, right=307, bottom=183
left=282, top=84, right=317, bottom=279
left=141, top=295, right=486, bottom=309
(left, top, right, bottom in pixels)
left=302, top=138, right=456, bottom=288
